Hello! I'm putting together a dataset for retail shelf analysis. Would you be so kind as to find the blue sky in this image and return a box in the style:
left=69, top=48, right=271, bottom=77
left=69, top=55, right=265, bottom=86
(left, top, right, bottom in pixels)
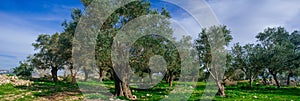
left=0, top=0, right=83, bottom=69
left=1, top=0, right=300, bottom=70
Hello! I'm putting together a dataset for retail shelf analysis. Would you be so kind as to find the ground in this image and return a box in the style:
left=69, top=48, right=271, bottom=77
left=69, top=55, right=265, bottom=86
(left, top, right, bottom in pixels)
left=0, top=79, right=299, bottom=101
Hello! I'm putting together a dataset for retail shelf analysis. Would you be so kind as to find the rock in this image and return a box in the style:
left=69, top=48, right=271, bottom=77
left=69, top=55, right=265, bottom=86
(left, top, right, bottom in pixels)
left=132, top=95, right=137, bottom=99
left=0, top=75, right=34, bottom=86
left=57, top=77, right=63, bottom=81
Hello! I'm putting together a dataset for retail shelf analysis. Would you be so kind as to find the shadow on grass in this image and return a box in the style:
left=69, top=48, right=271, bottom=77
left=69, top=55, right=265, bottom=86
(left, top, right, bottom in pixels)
left=15, top=78, right=82, bottom=99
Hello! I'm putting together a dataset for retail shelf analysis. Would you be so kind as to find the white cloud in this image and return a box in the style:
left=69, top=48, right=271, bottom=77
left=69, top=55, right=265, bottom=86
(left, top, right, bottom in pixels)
left=171, top=16, right=201, bottom=41
left=0, top=12, right=63, bottom=69
left=207, top=0, right=300, bottom=45
left=0, top=1, right=83, bottom=70
left=168, top=0, right=300, bottom=46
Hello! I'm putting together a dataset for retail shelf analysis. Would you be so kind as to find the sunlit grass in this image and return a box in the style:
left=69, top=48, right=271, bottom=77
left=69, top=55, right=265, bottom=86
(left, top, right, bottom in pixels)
left=1, top=80, right=300, bottom=100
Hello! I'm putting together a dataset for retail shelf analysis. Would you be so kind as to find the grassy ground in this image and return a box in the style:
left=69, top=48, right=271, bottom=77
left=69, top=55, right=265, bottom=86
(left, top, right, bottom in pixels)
left=214, top=82, right=300, bottom=101
left=0, top=78, right=83, bottom=101
left=78, top=81, right=300, bottom=101
left=0, top=79, right=300, bottom=101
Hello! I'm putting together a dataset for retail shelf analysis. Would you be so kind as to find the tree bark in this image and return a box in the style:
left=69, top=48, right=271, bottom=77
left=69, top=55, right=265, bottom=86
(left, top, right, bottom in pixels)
left=83, top=67, right=89, bottom=81
left=69, top=67, right=77, bottom=84
left=272, top=74, right=280, bottom=88
left=165, top=74, right=170, bottom=83
left=262, top=77, right=267, bottom=85
left=149, top=72, right=153, bottom=84
left=269, top=70, right=280, bottom=88
left=99, top=69, right=106, bottom=82
left=71, top=75, right=77, bottom=84
left=287, top=71, right=292, bottom=86
left=207, top=67, right=226, bottom=97
left=168, top=74, right=174, bottom=87
left=217, top=82, right=226, bottom=97
left=113, top=72, right=134, bottom=100
left=51, top=67, right=58, bottom=82
left=249, top=78, right=253, bottom=88
left=192, top=77, right=195, bottom=82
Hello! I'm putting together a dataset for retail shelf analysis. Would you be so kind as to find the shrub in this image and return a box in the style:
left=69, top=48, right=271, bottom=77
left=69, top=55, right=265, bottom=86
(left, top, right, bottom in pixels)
left=13, top=61, right=33, bottom=78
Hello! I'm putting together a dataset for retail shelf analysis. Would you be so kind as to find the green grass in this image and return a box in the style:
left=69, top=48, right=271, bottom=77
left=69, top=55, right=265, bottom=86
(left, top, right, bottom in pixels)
left=0, top=84, right=36, bottom=101
left=0, top=78, right=83, bottom=100
left=78, top=81, right=300, bottom=101
left=214, top=83, right=300, bottom=101
left=1, top=79, right=300, bottom=101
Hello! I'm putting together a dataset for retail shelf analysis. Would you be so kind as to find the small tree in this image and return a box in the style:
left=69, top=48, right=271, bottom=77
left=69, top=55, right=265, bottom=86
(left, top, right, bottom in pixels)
left=231, top=43, right=264, bottom=88
left=194, top=25, right=232, bottom=97
left=256, top=27, right=294, bottom=88
left=13, top=61, right=33, bottom=78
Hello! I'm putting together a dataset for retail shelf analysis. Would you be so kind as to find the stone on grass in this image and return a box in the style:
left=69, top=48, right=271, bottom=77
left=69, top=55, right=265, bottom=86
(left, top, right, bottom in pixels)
left=0, top=75, right=33, bottom=86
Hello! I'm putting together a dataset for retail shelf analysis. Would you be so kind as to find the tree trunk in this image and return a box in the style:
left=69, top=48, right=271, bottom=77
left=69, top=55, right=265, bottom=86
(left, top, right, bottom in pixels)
left=149, top=72, right=153, bottom=84
left=249, top=78, right=253, bottom=88
left=63, top=70, right=67, bottom=78
left=269, top=70, right=280, bottom=88
left=99, top=69, right=106, bottom=82
left=51, top=67, right=58, bottom=82
left=69, top=67, right=77, bottom=84
left=84, top=67, right=89, bottom=81
left=287, top=72, right=292, bottom=86
left=217, top=82, right=226, bottom=97
left=71, top=75, right=77, bottom=84
left=113, top=72, right=135, bottom=100
left=109, top=69, right=114, bottom=80
left=262, top=77, right=267, bottom=85
left=272, top=74, right=280, bottom=88
left=168, top=75, right=174, bottom=87
left=192, top=77, right=195, bottom=82
left=165, top=75, right=170, bottom=83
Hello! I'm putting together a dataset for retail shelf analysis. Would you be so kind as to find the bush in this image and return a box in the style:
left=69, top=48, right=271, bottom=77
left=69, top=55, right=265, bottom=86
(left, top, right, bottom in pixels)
left=13, top=61, right=33, bottom=78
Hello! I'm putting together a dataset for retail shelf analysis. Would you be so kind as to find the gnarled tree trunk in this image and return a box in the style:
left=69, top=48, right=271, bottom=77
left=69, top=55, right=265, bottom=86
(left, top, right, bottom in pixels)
left=262, top=77, right=267, bottom=85
left=217, top=82, right=225, bottom=96
left=51, top=67, right=58, bottom=82
left=83, top=67, right=89, bottom=81
left=249, top=77, right=253, bottom=88
left=207, top=64, right=226, bottom=97
left=168, top=74, right=174, bottom=87
left=149, top=72, right=153, bottom=84
left=98, top=69, right=107, bottom=82
left=271, top=73, right=280, bottom=88
left=165, top=75, right=170, bottom=83
left=287, top=71, right=292, bottom=86
left=113, top=71, right=134, bottom=100
left=69, top=65, right=78, bottom=85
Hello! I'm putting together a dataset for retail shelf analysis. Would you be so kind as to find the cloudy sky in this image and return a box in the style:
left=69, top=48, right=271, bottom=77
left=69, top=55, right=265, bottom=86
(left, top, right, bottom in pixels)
left=0, top=0, right=83, bottom=69
left=0, top=0, right=300, bottom=70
